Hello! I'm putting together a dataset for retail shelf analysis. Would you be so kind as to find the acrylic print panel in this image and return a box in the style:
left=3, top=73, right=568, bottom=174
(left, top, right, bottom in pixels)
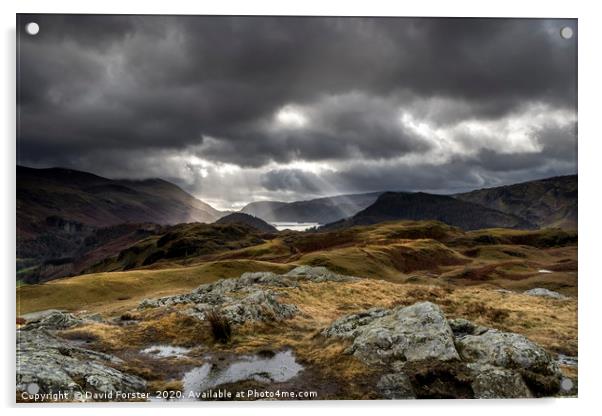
left=16, top=14, right=577, bottom=402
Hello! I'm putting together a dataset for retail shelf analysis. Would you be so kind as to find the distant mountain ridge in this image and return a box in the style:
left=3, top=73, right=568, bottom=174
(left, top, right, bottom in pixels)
left=16, top=167, right=577, bottom=283
left=240, top=192, right=382, bottom=224
left=17, top=165, right=222, bottom=239
left=321, top=191, right=536, bottom=231
left=454, top=175, right=577, bottom=229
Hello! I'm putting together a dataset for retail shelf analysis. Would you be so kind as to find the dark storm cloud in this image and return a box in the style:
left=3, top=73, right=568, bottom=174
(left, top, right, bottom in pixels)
left=17, top=14, right=577, bottom=202
left=261, top=169, right=324, bottom=194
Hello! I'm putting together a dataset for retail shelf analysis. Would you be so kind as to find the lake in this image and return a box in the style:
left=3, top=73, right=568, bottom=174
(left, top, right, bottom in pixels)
left=271, top=222, right=320, bottom=231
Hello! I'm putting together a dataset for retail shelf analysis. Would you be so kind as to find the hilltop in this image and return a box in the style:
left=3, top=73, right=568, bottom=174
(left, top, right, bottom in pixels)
left=321, top=192, right=534, bottom=231
left=215, top=212, right=278, bottom=233
left=455, top=175, right=577, bottom=229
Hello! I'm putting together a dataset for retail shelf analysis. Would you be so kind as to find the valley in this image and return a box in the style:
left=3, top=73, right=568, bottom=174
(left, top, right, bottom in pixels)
left=16, top=168, right=578, bottom=401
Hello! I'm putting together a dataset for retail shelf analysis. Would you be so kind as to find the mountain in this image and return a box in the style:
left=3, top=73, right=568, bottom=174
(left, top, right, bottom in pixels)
left=454, top=175, right=577, bottom=229
left=17, top=165, right=222, bottom=239
left=321, top=192, right=535, bottom=231
left=16, top=165, right=224, bottom=278
left=215, top=212, right=278, bottom=233
left=240, top=192, right=382, bottom=224
left=239, top=201, right=288, bottom=221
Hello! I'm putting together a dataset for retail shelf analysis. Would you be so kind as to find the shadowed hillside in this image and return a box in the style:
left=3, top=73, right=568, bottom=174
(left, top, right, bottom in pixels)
left=321, top=192, right=535, bottom=231
left=85, top=222, right=269, bottom=273
left=455, top=175, right=577, bottom=229
left=215, top=212, right=278, bottom=233
left=17, top=166, right=222, bottom=238
left=17, top=166, right=225, bottom=278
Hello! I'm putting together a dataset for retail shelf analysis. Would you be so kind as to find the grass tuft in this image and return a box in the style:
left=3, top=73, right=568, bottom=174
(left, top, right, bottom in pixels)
left=206, top=310, right=232, bottom=344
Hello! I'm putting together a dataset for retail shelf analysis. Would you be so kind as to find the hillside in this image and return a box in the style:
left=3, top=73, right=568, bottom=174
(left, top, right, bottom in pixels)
left=17, top=166, right=225, bottom=271
left=240, top=192, right=381, bottom=224
left=454, top=175, right=577, bottom=229
left=215, top=212, right=278, bottom=233
left=85, top=222, right=268, bottom=273
left=17, top=166, right=222, bottom=237
left=321, top=192, right=535, bottom=231
left=17, top=223, right=163, bottom=284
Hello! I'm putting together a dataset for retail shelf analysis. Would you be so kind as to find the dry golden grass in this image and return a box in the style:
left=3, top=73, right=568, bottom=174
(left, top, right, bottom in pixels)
left=61, top=309, right=213, bottom=352
left=17, top=260, right=293, bottom=315
left=51, top=272, right=576, bottom=395
left=277, top=279, right=577, bottom=355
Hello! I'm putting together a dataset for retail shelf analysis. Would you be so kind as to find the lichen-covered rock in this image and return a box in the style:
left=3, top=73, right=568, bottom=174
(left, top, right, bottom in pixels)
left=325, top=302, right=459, bottom=366
left=187, top=288, right=298, bottom=324
left=21, top=311, right=83, bottom=331
left=468, top=363, right=532, bottom=398
left=17, top=330, right=146, bottom=397
left=324, top=304, right=566, bottom=398
left=523, top=288, right=568, bottom=300
left=284, top=266, right=358, bottom=282
left=376, top=373, right=415, bottom=399
left=322, top=308, right=391, bottom=339
left=455, top=330, right=560, bottom=376
left=136, top=266, right=357, bottom=323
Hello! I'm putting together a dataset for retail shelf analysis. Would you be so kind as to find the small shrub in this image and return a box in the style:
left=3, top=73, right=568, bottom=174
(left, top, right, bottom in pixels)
left=206, top=310, right=232, bottom=344
left=487, top=308, right=510, bottom=323
left=120, top=312, right=139, bottom=321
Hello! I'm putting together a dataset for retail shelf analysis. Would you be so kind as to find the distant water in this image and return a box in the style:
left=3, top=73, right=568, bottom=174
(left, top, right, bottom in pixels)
left=271, top=222, right=320, bottom=231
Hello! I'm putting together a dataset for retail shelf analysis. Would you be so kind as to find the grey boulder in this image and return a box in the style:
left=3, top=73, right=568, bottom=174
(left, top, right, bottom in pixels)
left=523, top=288, right=568, bottom=300
left=17, top=330, right=146, bottom=397
left=325, top=302, right=459, bottom=366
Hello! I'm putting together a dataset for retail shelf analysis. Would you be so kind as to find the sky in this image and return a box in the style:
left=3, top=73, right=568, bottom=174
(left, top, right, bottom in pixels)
left=17, top=15, right=577, bottom=210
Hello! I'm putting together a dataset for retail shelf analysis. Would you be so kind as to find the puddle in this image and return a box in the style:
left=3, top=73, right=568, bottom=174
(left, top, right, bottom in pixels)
left=141, top=345, right=191, bottom=358
left=557, top=354, right=578, bottom=367
left=182, top=349, right=303, bottom=399
left=538, top=269, right=553, bottom=274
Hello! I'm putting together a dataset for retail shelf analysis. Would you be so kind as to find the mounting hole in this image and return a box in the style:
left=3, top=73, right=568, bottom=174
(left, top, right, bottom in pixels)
left=25, top=22, right=40, bottom=36
left=560, top=26, right=573, bottom=40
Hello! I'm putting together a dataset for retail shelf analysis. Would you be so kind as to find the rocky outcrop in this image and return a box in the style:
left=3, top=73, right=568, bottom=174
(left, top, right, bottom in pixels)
left=523, top=288, right=568, bottom=300
left=138, top=266, right=357, bottom=324
left=187, top=289, right=298, bottom=324
left=21, top=311, right=83, bottom=331
left=17, top=330, right=146, bottom=398
left=324, top=301, right=563, bottom=399
left=324, top=302, right=459, bottom=366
